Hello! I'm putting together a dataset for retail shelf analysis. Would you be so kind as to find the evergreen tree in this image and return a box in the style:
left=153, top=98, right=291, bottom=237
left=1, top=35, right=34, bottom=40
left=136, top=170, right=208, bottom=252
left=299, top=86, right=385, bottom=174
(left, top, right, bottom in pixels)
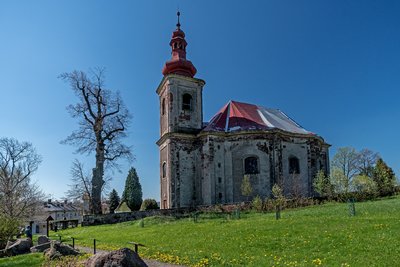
left=373, top=158, right=396, bottom=196
left=108, top=189, right=120, bottom=214
left=122, top=167, right=143, bottom=211
left=140, top=199, right=159, bottom=211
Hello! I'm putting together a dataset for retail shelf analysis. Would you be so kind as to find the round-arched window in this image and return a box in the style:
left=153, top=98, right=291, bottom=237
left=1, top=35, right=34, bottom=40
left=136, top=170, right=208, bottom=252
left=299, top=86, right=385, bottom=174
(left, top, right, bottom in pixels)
left=244, top=156, right=259, bottom=174
left=289, top=157, right=300, bottom=174
left=161, top=98, right=166, bottom=115
left=162, top=162, right=167, bottom=178
left=182, top=93, right=192, bottom=111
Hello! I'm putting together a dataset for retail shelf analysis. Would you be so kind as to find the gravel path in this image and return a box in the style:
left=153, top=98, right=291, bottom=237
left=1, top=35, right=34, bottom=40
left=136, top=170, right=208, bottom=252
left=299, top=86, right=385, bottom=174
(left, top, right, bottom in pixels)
left=75, top=246, right=185, bottom=267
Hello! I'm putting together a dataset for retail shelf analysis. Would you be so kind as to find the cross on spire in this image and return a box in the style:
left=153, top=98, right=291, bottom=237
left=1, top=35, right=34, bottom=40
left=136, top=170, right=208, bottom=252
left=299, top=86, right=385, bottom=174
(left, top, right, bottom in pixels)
left=176, top=11, right=181, bottom=29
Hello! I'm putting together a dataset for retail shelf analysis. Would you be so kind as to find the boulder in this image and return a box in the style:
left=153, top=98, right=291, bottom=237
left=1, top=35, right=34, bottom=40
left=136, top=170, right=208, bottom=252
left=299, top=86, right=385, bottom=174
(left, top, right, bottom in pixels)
left=44, top=247, right=62, bottom=260
left=44, top=240, right=80, bottom=260
left=0, top=249, right=9, bottom=258
left=30, top=242, right=51, bottom=253
left=85, top=248, right=148, bottom=267
left=6, top=238, right=33, bottom=256
left=37, top=235, right=50, bottom=245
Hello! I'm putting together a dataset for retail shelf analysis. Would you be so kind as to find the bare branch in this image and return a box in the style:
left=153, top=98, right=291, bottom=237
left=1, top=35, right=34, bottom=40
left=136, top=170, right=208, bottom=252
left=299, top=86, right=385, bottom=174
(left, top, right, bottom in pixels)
left=60, top=68, right=132, bottom=214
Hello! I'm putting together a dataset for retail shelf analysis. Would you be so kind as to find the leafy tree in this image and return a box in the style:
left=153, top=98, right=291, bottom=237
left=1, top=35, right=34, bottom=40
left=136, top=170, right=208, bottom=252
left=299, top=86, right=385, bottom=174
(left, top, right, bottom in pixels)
left=331, top=147, right=359, bottom=193
left=373, top=158, right=396, bottom=196
left=122, top=167, right=143, bottom=211
left=330, top=168, right=349, bottom=194
left=60, top=69, right=132, bottom=214
left=0, top=138, right=44, bottom=248
left=313, top=170, right=334, bottom=199
left=109, top=189, right=120, bottom=214
left=140, top=199, right=159, bottom=211
left=251, top=195, right=263, bottom=212
left=272, top=184, right=285, bottom=220
left=241, top=175, right=253, bottom=201
left=0, top=214, right=21, bottom=249
left=351, top=175, right=377, bottom=195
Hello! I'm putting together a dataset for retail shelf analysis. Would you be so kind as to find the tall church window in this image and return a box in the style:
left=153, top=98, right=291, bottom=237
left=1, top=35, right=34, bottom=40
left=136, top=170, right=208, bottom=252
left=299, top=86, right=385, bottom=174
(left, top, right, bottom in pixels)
left=161, top=98, right=166, bottom=115
left=289, top=157, right=300, bottom=174
left=244, top=156, right=259, bottom=174
left=162, top=162, right=167, bottom=178
left=182, top=93, right=192, bottom=111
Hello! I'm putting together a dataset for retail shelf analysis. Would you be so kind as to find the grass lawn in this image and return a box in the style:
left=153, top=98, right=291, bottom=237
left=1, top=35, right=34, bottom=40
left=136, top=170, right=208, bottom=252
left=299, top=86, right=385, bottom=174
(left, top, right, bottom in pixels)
left=0, top=253, right=43, bottom=267
left=51, top=196, right=400, bottom=267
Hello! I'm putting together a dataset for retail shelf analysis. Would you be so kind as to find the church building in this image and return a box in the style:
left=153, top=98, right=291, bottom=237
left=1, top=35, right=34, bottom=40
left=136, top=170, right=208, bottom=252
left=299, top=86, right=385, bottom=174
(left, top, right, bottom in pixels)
left=156, top=13, right=330, bottom=209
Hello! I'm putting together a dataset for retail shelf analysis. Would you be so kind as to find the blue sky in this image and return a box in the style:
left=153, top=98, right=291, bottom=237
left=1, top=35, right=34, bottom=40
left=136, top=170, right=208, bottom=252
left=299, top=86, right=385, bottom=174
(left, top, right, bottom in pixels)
left=0, top=1, right=399, bottom=200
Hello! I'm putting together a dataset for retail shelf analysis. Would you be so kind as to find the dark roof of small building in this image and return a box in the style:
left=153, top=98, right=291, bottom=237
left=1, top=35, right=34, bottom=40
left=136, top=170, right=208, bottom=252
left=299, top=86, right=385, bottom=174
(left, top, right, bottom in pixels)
left=44, top=201, right=79, bottom=212
left=202, top=100, right=313, bottom=135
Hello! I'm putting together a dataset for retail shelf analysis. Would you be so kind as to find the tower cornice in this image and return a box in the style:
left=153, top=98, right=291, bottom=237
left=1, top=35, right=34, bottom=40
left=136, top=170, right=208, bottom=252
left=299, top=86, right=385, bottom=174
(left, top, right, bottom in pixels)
left=156, top=74, right=205, bottom=95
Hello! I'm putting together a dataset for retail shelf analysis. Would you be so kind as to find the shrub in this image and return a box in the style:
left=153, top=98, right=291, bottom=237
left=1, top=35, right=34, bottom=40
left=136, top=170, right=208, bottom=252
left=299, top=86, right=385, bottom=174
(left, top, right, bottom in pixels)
left=251, top=196, right=263, bottom=212
left=140, top=199, right=159, bottom=211
left=0, top=215, right=20, bottom=249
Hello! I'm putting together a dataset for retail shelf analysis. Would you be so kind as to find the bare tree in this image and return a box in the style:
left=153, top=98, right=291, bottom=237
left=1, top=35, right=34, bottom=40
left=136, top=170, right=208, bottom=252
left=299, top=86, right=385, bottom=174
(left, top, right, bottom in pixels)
left=331, top=147, right=359, bottom=193
left=60, top=69, right=132, bottom=214
left=0, top=138, right=44, bottom=219
left=356, top=148, right=379, bottom=177
left=65, top=159, right=111, bottom=204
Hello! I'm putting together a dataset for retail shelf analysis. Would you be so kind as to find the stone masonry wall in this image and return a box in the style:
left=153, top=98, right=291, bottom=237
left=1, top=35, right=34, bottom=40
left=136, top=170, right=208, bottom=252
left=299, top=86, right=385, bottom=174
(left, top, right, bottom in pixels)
left=82, top=208, right=194, bottom=226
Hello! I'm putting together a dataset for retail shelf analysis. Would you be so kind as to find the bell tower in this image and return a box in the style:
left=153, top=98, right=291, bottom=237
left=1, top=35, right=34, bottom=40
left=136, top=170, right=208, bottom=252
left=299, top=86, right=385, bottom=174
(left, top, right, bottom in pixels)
left=156, top=12, right=205, bottom=209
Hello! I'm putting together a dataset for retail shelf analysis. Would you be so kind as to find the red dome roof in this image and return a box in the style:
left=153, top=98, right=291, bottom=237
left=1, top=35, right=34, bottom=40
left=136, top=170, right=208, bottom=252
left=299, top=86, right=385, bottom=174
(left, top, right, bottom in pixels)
left=162, top=13, right=197, bottom=78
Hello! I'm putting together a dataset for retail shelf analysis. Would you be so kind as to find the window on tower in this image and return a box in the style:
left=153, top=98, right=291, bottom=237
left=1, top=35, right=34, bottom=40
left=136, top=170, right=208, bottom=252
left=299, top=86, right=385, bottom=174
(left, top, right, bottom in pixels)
left=162, top=98, right=165, bottom=115
left=182, top=93, right=192, bottom=111
left=162, top=162, right=167, bottom=178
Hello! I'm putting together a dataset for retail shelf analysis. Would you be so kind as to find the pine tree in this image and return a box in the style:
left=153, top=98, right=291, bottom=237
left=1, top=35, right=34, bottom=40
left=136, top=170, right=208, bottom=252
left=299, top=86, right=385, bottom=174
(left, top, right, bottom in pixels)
left=108, top=189, right=120, bottom=214
left=122, top=167, right=143, bottom=211
left=373, top=158, right=396, bottom=196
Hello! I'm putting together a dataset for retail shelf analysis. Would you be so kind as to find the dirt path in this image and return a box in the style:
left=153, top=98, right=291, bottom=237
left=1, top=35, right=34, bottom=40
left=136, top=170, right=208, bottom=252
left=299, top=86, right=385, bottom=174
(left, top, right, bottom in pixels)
left=75, top=246, right=186, bottom=267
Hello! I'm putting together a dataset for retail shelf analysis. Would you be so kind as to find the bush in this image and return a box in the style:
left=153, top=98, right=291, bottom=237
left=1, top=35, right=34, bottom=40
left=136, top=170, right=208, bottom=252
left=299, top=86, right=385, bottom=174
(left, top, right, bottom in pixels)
left=140, top=199, right=159, bottom=211
left=251, top=196, right=263, bottom=212
left=0, top=215, right=20, bottom=249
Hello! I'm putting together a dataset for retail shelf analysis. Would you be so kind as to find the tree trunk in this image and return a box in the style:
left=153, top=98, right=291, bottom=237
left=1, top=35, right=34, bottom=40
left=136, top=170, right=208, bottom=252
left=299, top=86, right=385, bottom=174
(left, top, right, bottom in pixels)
left=91, top=142, right=105, bottom=215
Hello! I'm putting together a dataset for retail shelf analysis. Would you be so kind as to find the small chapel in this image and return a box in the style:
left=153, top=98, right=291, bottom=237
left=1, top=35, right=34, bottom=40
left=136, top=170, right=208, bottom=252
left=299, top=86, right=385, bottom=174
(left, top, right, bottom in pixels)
left=157, top=13, right=330, bottom=209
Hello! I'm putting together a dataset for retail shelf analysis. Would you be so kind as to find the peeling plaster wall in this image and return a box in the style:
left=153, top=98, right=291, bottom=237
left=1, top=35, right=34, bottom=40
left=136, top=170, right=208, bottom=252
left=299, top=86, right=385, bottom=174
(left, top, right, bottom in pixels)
left=281, top=140, right=309, bottom=197
left=157, top=75, right=330, bottom=209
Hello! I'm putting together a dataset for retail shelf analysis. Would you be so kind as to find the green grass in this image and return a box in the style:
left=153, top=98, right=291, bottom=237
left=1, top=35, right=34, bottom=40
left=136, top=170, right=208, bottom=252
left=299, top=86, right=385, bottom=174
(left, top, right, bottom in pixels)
left=1, top=197, right=399, bottom=266
left=54, top=196, right=400, bottom=266
left=0, top=253, right=43, bottom=267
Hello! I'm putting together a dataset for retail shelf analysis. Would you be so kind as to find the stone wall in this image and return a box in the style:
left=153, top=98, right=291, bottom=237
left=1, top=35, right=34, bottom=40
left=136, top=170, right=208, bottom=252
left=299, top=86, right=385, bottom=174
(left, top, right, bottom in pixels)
left=81, top=208, right=194, bottom=227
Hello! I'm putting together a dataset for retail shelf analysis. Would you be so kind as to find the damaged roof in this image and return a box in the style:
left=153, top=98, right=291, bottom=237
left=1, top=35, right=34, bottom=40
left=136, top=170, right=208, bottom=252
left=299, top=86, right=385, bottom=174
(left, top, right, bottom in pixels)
left=202, top=100, right=313, bottom=135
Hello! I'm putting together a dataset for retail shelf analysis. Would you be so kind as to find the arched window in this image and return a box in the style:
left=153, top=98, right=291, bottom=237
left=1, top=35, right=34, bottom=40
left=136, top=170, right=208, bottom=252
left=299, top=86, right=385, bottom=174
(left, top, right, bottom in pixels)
left=244, top=156, right=259, bottom=174
left=289, top=157, right=300, bottom=174
left=161, top=98, right=165, bottom=115
left=162, top=162, right=167, bottom=178
left=182, top=93, right=192, bottom=111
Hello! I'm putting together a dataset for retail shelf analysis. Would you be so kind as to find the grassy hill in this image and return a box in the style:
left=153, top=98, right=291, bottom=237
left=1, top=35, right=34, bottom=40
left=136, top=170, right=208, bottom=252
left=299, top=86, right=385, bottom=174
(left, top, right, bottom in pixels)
left=1, top=196, right=399, bottom=266
left=58, top=196, right=399, bottom=266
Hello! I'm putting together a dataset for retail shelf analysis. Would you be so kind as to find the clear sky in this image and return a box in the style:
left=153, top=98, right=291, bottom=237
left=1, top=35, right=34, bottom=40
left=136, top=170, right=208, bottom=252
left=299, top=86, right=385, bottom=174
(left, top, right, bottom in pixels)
left=0, top=1, right=399, bottom=201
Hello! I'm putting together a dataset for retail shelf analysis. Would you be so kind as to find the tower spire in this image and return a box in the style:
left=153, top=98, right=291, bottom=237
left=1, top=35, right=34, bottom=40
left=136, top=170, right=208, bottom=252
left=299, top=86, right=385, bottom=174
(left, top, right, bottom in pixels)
left=162, top=11, right=197, bottom=78
left=176, top=11, right=181, bottom=29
